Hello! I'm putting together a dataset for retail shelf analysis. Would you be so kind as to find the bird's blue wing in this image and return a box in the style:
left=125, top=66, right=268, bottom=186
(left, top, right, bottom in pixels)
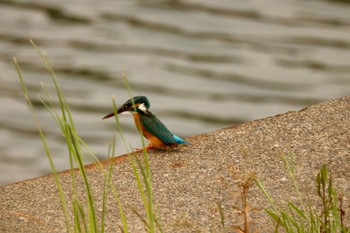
left=139, top=113, right=176, bottom=145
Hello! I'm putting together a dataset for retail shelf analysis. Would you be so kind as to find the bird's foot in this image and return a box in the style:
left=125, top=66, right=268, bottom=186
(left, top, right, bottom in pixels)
left=135, top=145, right=155, bottom=152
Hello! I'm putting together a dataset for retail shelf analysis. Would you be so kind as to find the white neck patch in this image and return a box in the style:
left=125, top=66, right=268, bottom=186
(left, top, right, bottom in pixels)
left=121, top=111, right=131, bottom=115
left=138, top=103, right=148, bottom=113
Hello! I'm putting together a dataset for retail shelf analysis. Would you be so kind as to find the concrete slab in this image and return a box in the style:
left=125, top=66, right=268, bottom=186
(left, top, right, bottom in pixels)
left=1, top=96, right=349, bottom=232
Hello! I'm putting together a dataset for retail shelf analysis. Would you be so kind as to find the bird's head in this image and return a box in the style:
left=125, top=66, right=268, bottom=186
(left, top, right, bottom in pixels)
left=102, top=96, right=150, bottom=119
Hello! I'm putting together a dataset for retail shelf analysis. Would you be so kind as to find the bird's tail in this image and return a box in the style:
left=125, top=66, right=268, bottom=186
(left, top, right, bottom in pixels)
left=173, top=134, right=190, bottom=145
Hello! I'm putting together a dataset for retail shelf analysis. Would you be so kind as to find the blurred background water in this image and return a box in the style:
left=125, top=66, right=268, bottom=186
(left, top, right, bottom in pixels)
left=0, top=0, right=349, bottom=185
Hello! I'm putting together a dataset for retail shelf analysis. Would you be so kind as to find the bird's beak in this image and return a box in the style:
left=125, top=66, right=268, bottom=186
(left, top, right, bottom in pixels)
left=102, top=112, right=115, bottom=120
left=102, top=104, right=130, bottom=120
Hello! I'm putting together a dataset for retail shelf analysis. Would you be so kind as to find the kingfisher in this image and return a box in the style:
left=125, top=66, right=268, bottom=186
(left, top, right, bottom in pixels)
left=102, top=96, right=189, bottom=150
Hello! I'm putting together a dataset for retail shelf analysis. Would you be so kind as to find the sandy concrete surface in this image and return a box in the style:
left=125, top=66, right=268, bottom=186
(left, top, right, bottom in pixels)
left=0, top=96, right=349, bottom=232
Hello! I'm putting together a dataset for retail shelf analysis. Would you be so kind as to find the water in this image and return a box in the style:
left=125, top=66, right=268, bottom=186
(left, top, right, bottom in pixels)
left=0, top=0, right=349, bottom=185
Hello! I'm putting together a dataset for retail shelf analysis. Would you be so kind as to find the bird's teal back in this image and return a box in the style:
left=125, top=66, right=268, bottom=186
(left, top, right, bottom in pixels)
left=139, top=111, right=177, bottom=145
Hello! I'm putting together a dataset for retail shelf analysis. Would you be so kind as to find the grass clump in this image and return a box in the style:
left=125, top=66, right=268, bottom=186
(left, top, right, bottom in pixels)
left=217, top=151, right=349, bottom=233
left=256, top=152, right=350, bottom=233
left=14, top=41, right=161, bottom=233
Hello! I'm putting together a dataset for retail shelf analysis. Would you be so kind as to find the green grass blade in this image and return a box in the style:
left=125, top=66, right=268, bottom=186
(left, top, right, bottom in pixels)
left=255, top=179, right=279, bottom=213
left=132, top=207, right=149, bottom=230
left=73, top=200, right=88, bottom=233
left=154, top=205, right=164, bottom=233
left=68, top=126, right=97, bottom=232
left=265, top=209, right=283, bottom=228
left=280, top=151, right=306, bottom=211
left=30, top=40, right=69, bottom=124
left=129, top=157, right=148, bottom=215
left=13, top=57, right=72, bottom=232
left=217, top=203, right=225, bottom=229
left=106, top=137, right=129, bottom=232
left=100, top=168, right=109, bottom=233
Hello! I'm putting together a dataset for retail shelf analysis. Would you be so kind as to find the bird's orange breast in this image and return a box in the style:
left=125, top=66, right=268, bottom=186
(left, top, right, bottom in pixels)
left=132, top=113, right=167, bottom=148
